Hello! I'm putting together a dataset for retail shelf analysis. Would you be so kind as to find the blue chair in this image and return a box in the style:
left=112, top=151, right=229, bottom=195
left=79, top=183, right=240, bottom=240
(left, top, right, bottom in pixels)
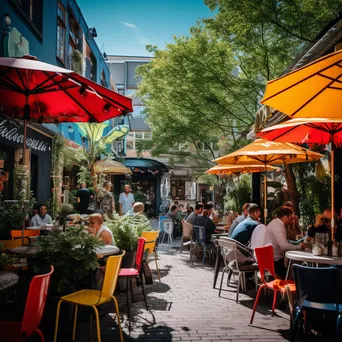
left=292, top=264, right=342, bottom=341
left=192, top=225, right=212, bottom=267
left=158, top=215, right=168, bottom=232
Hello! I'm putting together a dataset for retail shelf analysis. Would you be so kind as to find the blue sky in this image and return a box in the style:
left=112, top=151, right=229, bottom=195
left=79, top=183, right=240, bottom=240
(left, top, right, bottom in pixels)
left=77, top=0, right=213, bottom=56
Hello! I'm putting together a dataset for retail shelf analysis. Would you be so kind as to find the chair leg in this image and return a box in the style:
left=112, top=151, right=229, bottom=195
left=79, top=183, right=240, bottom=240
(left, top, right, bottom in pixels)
left=336, top=313, right=341, bottom=341
left=236, top=273, right=241, bottom=303
left=140, top=275, right=148, bottom=309
left=202, top=246, right=206, bottom=267
left=112, top=296, right=124, bottom=342
left=272, top=290, right=278, bottom=314
left=180, top=237, right=183, bottom=253
left=36, top=328, right=45, bottom=342
left=125, top=278, right=130, bottom=319
left=250, top=284, right=265, bottom=324
left=153, top=252, right=161, bottom=281
left=227, top=269, right=232, bottom=287
left=130, top=278, right=134, bottom=303
left=53, top=300, right=63, bottom=342
left=218, top=268, right=226, bottom=297
left=72, top=304, right=78, bottom=340
left=92, top=305, right=101, bottom=342
left=291, top=308, right=302, bottom=342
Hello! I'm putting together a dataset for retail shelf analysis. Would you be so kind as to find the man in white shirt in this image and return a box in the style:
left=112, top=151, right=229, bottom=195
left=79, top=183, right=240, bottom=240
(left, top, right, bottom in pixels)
left=250, top=223, right=267, bottom=251
left=119, top=184, right=135, bottom=216
left=265, top=208, right=308, bottom=279
left=30, top=204, right=52, bottom=226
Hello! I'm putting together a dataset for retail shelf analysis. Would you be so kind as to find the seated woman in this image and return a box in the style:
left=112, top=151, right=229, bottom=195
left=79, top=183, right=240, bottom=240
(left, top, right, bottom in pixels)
left=87, top=213, right=114, bottom=245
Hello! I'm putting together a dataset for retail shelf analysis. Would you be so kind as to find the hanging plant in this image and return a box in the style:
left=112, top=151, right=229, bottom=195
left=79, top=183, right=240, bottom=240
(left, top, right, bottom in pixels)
left=71, top=49, right=83, bottom=75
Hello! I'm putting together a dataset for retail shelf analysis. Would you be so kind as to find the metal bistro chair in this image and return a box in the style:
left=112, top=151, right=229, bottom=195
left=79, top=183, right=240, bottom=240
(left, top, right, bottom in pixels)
left=192, top=225, right=213, bottom=267
left=291, top=265, right=342, bottom=341
left=159, top=219, right=173, bottom=248
left=180, top=220, right=196, bottom=257
left=218, top=238, right=258, bottom=303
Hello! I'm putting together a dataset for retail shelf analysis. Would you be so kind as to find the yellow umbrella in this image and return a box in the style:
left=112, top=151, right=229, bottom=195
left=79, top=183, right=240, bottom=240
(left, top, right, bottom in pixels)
left=213, top=139, right=323, bottom=222
left=260, top=49, right=342, bottom=118
left=205, top=164, right=276, bottom=175
left=93, top=160, right=132, bottom=175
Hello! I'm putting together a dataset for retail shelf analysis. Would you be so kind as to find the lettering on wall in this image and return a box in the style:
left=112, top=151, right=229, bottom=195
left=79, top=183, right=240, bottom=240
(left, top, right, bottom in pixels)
left=0, top=119, right=51, bottom=153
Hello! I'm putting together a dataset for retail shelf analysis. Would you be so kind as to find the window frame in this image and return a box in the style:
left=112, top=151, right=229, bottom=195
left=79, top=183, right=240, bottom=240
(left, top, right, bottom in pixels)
left=11, top=0, right=43, bottom=39
left=56, top=1, right=66, bottom=64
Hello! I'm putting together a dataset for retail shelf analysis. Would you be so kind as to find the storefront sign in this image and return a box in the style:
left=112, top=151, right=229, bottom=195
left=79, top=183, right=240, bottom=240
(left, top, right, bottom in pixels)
left=3, top=27, right=30, bottom=58
left=0, top=118, right=51, bottom=154
left=170, top=176, right=192, bottom=182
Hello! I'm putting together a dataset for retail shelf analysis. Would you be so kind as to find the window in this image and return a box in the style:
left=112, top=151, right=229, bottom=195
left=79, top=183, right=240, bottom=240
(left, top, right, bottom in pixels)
left=101, top=71, right=107, bottom=87
left=117, top=88, right=125, bottom=95
left=12, top=0, right=43, bottom=37
left=126, top=132, right=134, bottom=151
left=144, top=132, right=152, bottom=140
left=56, top=2, right=66, bottom=62
left=135, top=132, right=143, bottom=140
left=171, top=180, right=185, bottom=200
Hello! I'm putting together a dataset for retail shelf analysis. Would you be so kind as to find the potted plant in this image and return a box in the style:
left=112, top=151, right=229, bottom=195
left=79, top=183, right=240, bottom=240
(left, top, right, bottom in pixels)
left=32, top=226, right=104, bottom=340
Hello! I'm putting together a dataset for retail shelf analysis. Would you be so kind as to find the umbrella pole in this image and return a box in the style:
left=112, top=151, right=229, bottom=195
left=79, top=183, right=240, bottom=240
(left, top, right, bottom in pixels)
left=22, top=97, right=29, bottom=246
left=331, top=142, right=335, bottom=241
left=264, top=164, right=267, bottom=224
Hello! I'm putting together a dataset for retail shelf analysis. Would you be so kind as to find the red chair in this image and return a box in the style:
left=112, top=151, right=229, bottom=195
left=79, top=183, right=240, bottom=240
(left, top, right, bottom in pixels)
left=119, top=237, right=147, bottom=318
left=250, top=246, right=296, bottom=324
left=0, top=266, right=54, bottom=341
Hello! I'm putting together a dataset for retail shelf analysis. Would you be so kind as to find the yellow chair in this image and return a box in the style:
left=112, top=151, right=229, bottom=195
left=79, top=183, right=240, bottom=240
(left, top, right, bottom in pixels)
left=0, top=238, right=29, bottom=250
left=141, top=231, right=161, bottom=281
left=53, top=252, right=125, bottom=342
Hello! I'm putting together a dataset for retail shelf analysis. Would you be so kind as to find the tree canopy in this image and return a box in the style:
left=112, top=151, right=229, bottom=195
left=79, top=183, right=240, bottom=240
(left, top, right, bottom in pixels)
left=137, top=0, right=342, bottom=168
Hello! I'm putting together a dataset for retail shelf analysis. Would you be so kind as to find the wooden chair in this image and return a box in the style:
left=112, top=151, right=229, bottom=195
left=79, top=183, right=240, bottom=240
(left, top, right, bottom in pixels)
left=180, top=220, right=195, bottom=256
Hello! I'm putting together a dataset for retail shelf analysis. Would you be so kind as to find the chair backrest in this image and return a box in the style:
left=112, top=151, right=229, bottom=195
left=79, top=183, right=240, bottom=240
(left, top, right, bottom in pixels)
left=163, top=220, right=173, bottom=234
left=11, top=230, right=40, bottom=240
left=101, top=252, right=125, bottom=299
left=182, top=220, right=193, bottom=238
left=0, top=238, right=29, bottom=250
left=158, top=215, right=168, bottom=231
left=292, top=264, right=340, bottom=305
left=218, top=238, right=241, bottom=270
left=193, top=225, right=206, bottom=245
left=135, top=237, right=146, bottom=272
left=20, top=266, right=54, bottom=339
left=254, top=245, right=277, bottom=282
left=141, top=231, right=158, bottom=256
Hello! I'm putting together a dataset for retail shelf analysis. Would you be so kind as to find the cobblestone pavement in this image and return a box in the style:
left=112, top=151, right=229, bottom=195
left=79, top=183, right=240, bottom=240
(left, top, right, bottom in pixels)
left=72, top=239, right=293, bottom=342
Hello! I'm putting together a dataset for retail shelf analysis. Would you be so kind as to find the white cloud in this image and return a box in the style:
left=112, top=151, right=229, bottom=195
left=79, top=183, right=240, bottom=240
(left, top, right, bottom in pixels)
left=122, top=22, right=150, bottom=47
left=122, top=22, right=137, bottom=30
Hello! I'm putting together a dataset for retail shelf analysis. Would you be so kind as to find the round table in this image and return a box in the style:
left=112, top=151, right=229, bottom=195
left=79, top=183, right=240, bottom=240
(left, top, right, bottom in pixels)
left=95, top=245, right=120, bottom=258
left=0, top=271, right=19, bottom=292
left=285, top=250, right=342, bottom=279
left=9, top=246, right=39, bottom=257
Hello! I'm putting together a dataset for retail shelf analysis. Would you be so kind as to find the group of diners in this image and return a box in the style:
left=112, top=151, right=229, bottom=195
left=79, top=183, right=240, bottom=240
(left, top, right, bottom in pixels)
left=228, top=202, right=342, bottom=279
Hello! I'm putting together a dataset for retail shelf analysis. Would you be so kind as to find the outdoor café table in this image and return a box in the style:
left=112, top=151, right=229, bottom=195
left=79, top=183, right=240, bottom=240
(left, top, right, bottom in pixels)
left=95, top=245, right=120, bottom=258
left=9, top=246, right=39, bottom=257
left=0, top=271, right=19, bottom=292
left=285, top=250, right=342, bottom=279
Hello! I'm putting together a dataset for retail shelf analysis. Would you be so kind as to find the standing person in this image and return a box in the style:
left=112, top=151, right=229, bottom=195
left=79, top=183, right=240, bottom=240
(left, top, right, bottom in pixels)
left=119, top=184, right=135, bottom=216
left=100, top=182, right=115, bottom=219
left=76, top=182, right=92, bottom=214
left=231, top=203, right=260, bottom=246
left=229, top=203, right=249, bottom=237
left=265, top=208, right=308, bottom=279
left=30, top=204, right=52, bottom=226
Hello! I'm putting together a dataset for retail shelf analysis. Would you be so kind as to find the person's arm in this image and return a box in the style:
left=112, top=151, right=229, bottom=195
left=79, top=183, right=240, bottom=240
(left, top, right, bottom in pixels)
left=118, top=194, right=123, bottom=215
left=47, top=215, right=53, bottom=224
left=100, top=231, right=113, bottom=245
left=132, top=194, right=135, bottom=205
left=274, top=224, right=304, bottom=252
left=30, top=216, right=36, bottom=226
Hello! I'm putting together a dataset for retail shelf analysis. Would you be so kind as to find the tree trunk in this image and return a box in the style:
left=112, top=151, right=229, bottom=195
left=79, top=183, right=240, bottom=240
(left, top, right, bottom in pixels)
left=284, top=164, right=300, bottom=216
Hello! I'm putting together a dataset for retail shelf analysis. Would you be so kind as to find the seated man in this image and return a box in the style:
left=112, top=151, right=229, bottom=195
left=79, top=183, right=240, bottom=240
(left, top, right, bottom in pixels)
left=307, top=208, right=342, bottom=242
left=228, top=202, right=249, bottom=237
left=166, top=205, right=179, bottom=225
left=281, top=201, right=300, bottom=240
left=194, top=204, right=216, bottom=244
left=231, top=203, right=260, bottom=246
left=185, top=203, right=203, bottom=225
left=265, top=208, right=308, bottom=279
left=87, top=213, right=114, bottom=245
left=128, top=202, right=152, bottom=232
left=30, top=204, right=52, bottom=226
left=250, top=223, right=267, bottom=253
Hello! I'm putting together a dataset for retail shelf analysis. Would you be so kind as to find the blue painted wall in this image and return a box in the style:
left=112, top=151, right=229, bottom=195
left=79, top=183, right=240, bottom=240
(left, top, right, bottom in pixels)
left=1, top=0, right=113, bottom=147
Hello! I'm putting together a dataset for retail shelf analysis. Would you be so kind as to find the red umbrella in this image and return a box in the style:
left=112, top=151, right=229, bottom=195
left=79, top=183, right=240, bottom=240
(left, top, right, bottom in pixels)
left=0, top=57, right=133, bottom=164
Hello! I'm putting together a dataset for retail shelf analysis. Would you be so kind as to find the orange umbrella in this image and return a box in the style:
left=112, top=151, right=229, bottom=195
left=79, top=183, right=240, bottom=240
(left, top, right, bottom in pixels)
left=205, top=164, right=276, bottom=175
left=260, top=49, right=342, bottom=118
left=213, top=139, right=323, bottom=222
left=259, top=117, right=341, bottom=237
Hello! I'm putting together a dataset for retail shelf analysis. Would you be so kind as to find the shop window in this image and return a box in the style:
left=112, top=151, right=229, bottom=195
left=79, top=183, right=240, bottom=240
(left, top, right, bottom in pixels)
left=56, top=1, right=66, bottom=62
left=144, top=132, right=152, bottom=140
left=135, top=132, right=143, bottom=140
left=171, top=180, right=185, bottom=200
left=101, top=70, right=107, bottom=87
left=12, top=0, right=43, bottom=37
left=126, top=132, right=134, bottom=150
